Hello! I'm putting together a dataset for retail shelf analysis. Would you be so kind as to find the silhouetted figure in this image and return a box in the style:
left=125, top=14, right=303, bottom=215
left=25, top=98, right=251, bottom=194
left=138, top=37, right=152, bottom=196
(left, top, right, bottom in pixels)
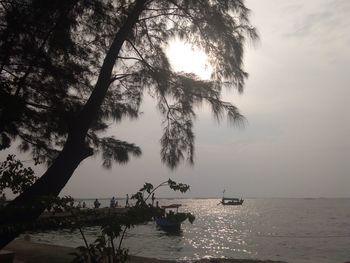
left=94, top=199, right=101, bottom=208
left=151, top=193, right=155, bottom=206
left=82, top=201, right=86, bottom=208
left=0, top=193, right=6, bottom=207
left=110, top=196, right=116, bottom=208
left=156, top=201, right=159, bottom=208
left=125, top=194, right=129, bottom=207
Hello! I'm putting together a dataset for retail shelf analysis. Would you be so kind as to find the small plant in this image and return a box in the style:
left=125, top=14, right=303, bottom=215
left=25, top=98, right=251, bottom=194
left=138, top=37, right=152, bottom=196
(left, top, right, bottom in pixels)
left=71, top=179, right=194, bottom=263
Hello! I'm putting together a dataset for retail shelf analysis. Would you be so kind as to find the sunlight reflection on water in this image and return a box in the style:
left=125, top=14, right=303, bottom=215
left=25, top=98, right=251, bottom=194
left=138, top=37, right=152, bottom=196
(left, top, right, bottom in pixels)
left=28, top=198, right=350, bottom=263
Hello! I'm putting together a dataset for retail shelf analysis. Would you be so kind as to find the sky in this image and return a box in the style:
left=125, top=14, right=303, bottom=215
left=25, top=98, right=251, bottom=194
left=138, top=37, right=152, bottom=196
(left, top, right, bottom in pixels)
left=3, top=0, right=350, bottom=198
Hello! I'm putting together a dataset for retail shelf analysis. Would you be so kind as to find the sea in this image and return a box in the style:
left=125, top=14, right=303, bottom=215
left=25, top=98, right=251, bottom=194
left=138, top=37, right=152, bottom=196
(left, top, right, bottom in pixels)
left=26, top=198, right=350, bottom=263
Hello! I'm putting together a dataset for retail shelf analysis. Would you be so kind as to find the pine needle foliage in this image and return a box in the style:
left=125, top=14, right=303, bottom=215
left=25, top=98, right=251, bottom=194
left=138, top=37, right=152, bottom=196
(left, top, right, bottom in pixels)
left=0, top=0, right=258, bottom=169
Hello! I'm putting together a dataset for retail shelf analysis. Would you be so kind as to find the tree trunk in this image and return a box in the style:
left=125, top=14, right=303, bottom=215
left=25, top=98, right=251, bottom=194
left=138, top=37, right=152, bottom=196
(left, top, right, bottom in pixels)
left=0, top=0, right=147, bottom=249
left=0, top=137, right=92, bottom=248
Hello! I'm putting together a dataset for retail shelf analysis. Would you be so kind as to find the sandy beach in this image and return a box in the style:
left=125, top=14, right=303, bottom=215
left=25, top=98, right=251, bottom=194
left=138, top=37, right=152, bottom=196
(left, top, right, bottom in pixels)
left=4, top=239, right=286, bottom=263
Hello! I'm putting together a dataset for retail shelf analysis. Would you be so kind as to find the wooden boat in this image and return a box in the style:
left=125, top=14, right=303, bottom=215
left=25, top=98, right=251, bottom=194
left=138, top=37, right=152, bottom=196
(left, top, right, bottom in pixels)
left=221, top=197, right=244, bottom=206
left=155, top=204, right=182, bottom=231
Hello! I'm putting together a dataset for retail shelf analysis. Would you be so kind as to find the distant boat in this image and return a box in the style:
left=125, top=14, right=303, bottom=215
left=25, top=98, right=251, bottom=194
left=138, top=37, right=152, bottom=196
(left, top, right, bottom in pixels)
left=220, top=197, right=244, bottom=206
left=219, top=189, right=243, bottom=206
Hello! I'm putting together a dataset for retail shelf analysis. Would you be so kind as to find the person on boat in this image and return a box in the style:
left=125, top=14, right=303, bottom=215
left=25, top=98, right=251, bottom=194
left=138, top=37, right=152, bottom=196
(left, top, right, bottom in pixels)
left=110, top=196, right=116, bottom=208
left=125, top=194, right=129, bottom=207
left=94, top=198, right=101, bottom=208
left=151, top=193, right=155, bottom=206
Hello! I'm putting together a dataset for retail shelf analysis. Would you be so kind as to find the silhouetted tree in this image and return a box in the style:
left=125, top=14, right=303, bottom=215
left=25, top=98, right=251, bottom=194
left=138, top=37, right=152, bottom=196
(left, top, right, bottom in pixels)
left=0, top=0, right=258, bottom=248
left=0, top=0, right=140, bottom=162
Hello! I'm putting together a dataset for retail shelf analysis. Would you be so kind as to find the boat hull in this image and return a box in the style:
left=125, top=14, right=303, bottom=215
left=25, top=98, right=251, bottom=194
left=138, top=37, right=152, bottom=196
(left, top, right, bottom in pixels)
left=155, top=217, right=181, bottom=231
left=222, top=200, right=243, bottom=205
left=221, top=198, right=244, bottom=206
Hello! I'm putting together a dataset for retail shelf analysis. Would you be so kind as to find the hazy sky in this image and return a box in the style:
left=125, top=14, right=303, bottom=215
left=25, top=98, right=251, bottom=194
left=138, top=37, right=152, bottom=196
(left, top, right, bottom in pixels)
left=3, top=0, right=350, bottom=198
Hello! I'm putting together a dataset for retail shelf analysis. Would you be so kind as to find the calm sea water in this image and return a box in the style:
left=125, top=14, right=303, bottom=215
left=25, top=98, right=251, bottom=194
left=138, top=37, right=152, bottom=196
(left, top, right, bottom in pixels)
left=28, top=198, right=350, bottom=263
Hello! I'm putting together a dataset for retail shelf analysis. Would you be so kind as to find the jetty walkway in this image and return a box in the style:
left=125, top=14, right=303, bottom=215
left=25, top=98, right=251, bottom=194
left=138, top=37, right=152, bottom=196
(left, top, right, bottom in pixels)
left=36, top=207, right=130, bottom=230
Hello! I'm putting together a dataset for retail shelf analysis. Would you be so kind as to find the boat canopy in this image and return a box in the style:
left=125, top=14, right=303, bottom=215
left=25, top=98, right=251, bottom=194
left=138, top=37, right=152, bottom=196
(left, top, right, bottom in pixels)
left=222, top=197, right=240, bottom=201
left=161, top=204, right=182, bottom=209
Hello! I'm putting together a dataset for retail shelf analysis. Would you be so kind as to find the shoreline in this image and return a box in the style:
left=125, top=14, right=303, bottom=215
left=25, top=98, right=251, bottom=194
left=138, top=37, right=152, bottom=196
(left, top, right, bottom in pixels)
left=5, top=239, right=286, bottom=263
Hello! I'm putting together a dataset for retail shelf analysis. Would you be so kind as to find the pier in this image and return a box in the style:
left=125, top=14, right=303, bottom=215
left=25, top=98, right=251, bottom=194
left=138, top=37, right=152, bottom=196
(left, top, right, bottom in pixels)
left=0, top=207, right=130, bottom=235
left=36, top=207, right=130, bottom=230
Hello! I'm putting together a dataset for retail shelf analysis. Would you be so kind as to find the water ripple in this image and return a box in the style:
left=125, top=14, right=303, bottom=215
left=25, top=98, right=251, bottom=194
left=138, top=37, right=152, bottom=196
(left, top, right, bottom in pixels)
left=27, top=198, right=350, bottom=263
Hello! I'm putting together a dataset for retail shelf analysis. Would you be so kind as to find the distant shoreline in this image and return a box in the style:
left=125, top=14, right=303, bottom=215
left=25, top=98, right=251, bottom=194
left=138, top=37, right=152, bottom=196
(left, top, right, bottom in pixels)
left=4, top=197, right=350, bottom=202
left=70, top=197, right=350, bottom=200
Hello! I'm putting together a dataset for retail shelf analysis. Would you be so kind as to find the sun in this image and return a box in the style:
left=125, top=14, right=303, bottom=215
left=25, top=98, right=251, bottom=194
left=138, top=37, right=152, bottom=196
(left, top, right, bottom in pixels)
left=166, top=39, right=212, bottom=80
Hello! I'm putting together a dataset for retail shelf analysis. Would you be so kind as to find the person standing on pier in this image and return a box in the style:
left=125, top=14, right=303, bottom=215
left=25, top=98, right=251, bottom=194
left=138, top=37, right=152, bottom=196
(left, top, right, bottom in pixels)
left=125, top=194, right=129, bottom=207
left=151, top=193, right=155, bottom=206
left=0, top=193, right=6, bottom=207
left=110, top=196, right=116, bottom=208
left=94, top=199, right=101, bottom=208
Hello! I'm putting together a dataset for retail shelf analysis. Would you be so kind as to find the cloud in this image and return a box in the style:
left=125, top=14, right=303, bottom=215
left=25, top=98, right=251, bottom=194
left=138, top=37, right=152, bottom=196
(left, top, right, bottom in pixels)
left=283, top=0, right=350, bottom=41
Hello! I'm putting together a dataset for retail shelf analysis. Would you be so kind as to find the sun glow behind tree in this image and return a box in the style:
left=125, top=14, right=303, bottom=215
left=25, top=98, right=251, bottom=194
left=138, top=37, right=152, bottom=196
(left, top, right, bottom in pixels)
left=167, top=39, right=213, bottom=80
